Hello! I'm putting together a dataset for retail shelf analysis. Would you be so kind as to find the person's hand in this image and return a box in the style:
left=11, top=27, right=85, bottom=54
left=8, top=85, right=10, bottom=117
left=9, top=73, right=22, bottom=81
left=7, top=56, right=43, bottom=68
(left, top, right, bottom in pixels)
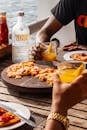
left=31, top=42, right=48, bottom=60
left=51, top=71, right=87, bottom=116
left=31, top=38, right=60, bottom=60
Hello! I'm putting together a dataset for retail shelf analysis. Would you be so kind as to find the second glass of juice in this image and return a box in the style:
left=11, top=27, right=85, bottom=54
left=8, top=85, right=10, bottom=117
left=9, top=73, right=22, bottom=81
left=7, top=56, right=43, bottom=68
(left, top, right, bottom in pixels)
left=58, top=62, right=85, bottom=83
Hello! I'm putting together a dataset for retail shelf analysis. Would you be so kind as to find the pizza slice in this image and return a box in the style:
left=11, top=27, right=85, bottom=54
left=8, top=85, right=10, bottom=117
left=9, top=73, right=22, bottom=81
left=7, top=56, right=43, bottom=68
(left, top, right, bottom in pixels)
left=0, top=107, right=7, bottom=116
left=0, top=107, right=21, bottom=127
left=71, top=53, right=87, bottom=62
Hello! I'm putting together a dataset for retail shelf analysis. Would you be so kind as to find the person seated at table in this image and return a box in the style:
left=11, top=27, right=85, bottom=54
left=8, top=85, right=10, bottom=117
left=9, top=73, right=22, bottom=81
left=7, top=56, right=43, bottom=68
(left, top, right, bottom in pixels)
left=44, top=71, right=87, bottom=130
left=31, top=1, right=87, bottom=129
left=36, top=0, right=87, bottom=45
left=31, top=0, right=87, bottom=59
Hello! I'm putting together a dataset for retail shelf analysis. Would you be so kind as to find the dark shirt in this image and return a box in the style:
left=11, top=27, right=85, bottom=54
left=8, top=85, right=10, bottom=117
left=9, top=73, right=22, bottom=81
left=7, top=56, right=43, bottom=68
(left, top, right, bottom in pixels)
left=51, top=0, right=87, bottom=45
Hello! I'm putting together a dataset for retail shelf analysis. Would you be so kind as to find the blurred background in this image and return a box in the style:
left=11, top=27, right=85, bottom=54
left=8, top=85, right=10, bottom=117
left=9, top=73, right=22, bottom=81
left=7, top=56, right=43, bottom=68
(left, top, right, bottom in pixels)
left=0, top=0, right=37, bottom=32
left=0, top=0, right=76, bottom=45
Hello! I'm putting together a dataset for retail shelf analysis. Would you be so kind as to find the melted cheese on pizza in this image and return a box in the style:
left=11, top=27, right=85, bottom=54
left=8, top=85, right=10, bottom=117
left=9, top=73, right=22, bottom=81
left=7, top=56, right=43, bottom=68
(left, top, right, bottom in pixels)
left=6, top=61, right=58, bottom=85
left=71, top=53, right=87, bottom=62
left=0, top=107, right=21, bottom=127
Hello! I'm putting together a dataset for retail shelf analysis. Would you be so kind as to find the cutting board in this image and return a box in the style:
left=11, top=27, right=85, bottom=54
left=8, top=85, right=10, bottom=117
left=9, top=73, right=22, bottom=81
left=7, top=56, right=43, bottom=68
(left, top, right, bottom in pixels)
left=1, top=61, right=57, bottom=94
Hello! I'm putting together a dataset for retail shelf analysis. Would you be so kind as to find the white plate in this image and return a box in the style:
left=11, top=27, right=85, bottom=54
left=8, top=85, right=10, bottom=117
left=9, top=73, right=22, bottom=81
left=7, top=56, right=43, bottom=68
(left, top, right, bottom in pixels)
left=0, top=101, right=30, bottom=130
left=63, top=50, right=87, bottom=64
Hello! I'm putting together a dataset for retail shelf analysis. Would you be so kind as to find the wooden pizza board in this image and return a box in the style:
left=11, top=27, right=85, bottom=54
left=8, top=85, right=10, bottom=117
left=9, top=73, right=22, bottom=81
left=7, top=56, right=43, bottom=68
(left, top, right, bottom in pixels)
left=1, top=61, right=57, bottom=94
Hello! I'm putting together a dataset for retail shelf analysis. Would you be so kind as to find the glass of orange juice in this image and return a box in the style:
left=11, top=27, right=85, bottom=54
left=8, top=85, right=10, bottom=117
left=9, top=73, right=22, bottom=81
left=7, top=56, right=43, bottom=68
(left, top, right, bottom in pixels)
left=42, top=42, right=58, bottom=61
left=58, top=61, right=85, bottom=83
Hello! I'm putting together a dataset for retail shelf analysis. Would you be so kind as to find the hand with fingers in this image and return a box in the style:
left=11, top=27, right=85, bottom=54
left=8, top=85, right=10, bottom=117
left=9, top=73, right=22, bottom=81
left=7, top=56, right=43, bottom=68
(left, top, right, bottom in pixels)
left=45, top=70, right=87, bottom=130
left=31, top=39, right=60, bottom=60
left=31, top=43, right=49, bottom=60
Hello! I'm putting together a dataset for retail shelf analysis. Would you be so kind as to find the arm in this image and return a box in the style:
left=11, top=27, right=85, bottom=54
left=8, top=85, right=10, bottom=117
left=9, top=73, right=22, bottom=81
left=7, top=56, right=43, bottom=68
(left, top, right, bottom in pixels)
left=36, top=15, right=63, bottom=43
left=45, top=120, right=65, bottom=130
left=44, top=71, right=87, bottom=130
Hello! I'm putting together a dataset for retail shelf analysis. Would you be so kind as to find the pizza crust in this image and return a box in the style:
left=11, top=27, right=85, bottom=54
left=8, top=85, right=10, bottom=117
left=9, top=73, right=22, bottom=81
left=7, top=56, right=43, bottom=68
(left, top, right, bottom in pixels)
left=0, top=109, right=21, bottom=127
left=71, top=53, right=87, bottom=62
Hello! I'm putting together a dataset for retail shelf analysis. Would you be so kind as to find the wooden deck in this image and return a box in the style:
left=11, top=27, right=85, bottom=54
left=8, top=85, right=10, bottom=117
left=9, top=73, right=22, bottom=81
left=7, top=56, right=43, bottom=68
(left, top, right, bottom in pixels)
left=0, top=57, right=87, bottom=130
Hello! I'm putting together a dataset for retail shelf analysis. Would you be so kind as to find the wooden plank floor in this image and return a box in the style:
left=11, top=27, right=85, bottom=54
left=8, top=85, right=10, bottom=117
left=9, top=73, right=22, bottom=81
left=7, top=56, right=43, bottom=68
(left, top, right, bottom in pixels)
left=0, top=57, right=87, bottom=130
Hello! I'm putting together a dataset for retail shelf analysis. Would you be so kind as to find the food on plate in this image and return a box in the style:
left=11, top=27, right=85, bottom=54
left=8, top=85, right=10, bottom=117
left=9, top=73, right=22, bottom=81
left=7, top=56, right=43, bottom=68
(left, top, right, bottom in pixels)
left=6, top=60, right=57, bottom=85
left=35, top=68, right=55, bottom=85
left=63, top=42, right=87, bottom=51
left=63, top=42, right=78, bottom=51
left=7, top=60, right=35, bottom=78
left=6, top=60, right=84, bottom=84
left=71, top=53, right=87, bottom=62
left=0, top=107, right=21, bottom=127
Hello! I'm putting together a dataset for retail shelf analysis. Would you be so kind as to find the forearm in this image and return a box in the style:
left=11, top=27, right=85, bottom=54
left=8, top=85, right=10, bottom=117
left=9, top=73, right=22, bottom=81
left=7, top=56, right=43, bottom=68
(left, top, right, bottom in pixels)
left=45, top=119, right=65, bottom=130
left=36, top=15, right=62, bottom=43
left=36, top=29, right=51, bottom=43
left=44, top=70, right=87, bottom=130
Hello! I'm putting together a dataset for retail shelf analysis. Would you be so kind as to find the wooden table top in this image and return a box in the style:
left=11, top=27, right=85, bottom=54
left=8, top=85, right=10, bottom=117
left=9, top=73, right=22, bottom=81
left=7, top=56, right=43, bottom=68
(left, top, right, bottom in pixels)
left=0, top=57, right=87, bottom=130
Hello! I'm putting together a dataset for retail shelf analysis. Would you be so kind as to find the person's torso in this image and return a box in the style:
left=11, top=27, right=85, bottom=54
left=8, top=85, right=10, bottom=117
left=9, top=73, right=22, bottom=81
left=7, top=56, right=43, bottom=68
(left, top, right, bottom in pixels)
left=75, top=0, right=87, bottom=44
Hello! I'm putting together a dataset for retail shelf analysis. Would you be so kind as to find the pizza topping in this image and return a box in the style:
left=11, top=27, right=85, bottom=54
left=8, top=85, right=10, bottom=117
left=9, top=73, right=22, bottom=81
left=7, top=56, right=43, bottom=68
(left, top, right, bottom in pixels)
left=0, top=107, right=21, bottom=127
left=0, top=112, right=14, bottom=123
left=71, top=53, right=87, bottom=62
left=6, top=61, right=57, bottom=85
left=30, top=66, right=41, bottom=76
left=0, top=107, right=6, bottom=116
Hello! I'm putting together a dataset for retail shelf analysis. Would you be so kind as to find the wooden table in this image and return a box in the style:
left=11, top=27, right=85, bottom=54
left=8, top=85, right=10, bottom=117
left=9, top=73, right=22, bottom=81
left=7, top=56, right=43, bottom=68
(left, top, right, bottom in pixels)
left=0, top=57, right=87, bottom=130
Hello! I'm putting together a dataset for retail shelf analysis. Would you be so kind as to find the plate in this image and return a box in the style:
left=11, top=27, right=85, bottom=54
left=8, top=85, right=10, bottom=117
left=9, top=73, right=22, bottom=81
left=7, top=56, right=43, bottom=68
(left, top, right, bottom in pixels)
left=0, top=101, right=30, bottom=130
left=63, top=50, right=87, bottom=64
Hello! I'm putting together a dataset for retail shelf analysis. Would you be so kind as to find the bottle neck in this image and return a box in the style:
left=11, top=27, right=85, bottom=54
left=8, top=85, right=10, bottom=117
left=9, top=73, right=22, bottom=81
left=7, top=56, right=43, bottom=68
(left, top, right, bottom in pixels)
left=0, top=15, right=7, bottom=24
left=17, top=15, right=24, bottom=24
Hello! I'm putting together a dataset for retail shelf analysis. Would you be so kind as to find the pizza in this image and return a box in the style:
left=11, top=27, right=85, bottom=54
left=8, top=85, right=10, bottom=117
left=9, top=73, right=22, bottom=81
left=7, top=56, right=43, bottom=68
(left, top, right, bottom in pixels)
left=0, top=107, right=21, bottom=127
left=6, top=60, right=58, bottom=85
left=71, top=53, right=87, bottom=62
left=35, top=68, right=55, bottom=85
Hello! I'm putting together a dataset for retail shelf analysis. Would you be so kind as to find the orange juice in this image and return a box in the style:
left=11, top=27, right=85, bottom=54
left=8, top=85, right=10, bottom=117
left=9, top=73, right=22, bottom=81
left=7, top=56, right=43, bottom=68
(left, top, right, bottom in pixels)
left=58, top=64, right=85, bottom=83
left=42, top=52, right=56, bottom=61
left=42, top=42, right=57, bottom=61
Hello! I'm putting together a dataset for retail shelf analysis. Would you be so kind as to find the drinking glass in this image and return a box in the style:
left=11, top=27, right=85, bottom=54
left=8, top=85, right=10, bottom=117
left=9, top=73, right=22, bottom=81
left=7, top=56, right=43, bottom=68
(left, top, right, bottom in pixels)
left=58, top=61, right=85, bottom=83
left=42, top=41, right=58, bottom=61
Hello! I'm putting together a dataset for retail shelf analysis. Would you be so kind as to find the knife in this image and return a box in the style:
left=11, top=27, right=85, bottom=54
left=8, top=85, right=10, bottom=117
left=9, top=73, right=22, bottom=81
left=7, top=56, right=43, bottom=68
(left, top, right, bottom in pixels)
left=0, top=102, right=37, bottom=128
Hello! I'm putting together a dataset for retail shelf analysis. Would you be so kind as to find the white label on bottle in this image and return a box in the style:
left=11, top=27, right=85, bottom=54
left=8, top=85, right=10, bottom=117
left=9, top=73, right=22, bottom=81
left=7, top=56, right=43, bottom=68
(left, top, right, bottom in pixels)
left=12, top=45, right=31, bottom=63
left=15, top=34, right=29, bottom=41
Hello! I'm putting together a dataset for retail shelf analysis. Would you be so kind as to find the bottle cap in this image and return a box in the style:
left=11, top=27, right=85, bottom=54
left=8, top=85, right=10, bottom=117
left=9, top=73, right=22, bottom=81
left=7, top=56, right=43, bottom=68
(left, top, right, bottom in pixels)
left=0, top=12, right=6, bottom=16
left=17, top=11, right=24, bottom=16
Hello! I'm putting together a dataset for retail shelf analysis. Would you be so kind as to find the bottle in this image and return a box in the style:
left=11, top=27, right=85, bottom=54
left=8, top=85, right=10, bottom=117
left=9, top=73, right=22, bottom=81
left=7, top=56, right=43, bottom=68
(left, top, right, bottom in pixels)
left=0, top=12, right=9, bottom=45
left=12, top=11, right=30, bottom=63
